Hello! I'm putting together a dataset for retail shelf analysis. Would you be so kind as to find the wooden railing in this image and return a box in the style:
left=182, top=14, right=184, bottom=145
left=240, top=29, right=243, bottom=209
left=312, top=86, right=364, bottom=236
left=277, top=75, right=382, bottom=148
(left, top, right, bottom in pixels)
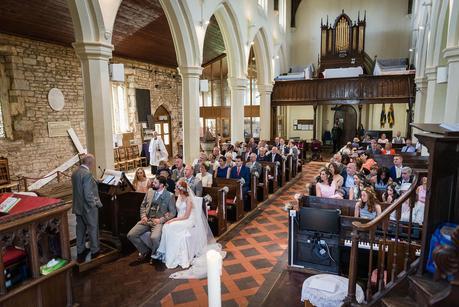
left=272, top=74, right=415, bottom=106
left=346, top=172, right=425, bottom=304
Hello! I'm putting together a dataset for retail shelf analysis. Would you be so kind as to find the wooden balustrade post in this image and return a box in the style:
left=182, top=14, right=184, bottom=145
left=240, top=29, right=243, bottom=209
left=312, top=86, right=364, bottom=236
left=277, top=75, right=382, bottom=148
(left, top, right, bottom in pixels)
left=346, top=229, right=360, bottom=304
left=23, top=177, right=28, bottom=192
left=313, top=104, right=318, bottom=140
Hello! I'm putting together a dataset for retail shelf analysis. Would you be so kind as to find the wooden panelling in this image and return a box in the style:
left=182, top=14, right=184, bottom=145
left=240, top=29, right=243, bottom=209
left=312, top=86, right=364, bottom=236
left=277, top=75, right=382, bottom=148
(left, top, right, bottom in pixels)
left=272, top=74, right=415, bottom=106
left=0, top=0, right=225, bottom=68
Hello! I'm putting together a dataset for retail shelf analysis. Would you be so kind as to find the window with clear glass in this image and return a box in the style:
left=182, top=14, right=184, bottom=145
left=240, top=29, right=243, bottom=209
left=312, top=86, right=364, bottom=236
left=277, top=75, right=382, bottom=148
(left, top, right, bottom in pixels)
left=111, top=83, right=129, bottom=134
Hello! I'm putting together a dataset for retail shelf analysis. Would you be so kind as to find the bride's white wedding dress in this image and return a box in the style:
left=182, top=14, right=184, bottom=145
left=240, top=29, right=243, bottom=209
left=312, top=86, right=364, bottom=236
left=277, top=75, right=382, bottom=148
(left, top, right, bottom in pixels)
left=156, top=196, right=206, bottom=269
left=156, top=191, right=226, bottom=279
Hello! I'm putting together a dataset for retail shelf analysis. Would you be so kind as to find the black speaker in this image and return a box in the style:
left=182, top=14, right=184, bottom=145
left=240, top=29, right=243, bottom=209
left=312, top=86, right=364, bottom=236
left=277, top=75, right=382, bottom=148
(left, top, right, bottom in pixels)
left=294, top=230, right=340, bottom=274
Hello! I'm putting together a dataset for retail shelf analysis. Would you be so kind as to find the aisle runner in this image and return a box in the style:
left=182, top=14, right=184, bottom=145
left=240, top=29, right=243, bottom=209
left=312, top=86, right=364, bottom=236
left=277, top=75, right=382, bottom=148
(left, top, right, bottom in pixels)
left=160, top=162, right=325, bottom=306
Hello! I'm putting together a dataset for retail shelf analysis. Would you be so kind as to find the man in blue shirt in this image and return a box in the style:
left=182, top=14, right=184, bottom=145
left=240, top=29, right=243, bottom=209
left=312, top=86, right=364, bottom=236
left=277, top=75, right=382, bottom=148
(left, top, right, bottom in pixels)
left=401, top=139, right=416, bottom=153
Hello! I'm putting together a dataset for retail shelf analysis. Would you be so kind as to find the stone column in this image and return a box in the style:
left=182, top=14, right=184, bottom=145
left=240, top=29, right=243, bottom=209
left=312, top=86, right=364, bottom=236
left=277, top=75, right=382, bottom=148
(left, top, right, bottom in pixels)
left=73, top=42, right=114, bottom=171
left=258, top=84, right=273, bottom=140
left=443, top=47, right=459, bottom=124
left=424, top=67, right=438, bottom=122
left=178, top=66, right=202, bottom=164
left=228, top=77, right=247, bottom=143
left=412, top=76, right=428, bottom=140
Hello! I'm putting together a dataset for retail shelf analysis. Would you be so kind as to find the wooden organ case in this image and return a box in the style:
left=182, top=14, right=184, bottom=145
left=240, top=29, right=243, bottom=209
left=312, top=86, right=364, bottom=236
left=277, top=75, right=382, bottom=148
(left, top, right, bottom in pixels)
left=319, top=10, right=367, bottom=73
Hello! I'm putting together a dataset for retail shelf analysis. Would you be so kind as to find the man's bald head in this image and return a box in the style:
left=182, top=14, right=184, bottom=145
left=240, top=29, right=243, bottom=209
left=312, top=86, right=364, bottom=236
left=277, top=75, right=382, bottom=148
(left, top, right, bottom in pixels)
left=82, top=154, right=95, bottom=168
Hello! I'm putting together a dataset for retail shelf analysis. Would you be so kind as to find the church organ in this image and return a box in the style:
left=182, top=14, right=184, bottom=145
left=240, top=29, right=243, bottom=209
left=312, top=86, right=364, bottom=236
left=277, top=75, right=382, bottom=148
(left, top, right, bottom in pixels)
left=319, top=10, right=367, bottom=73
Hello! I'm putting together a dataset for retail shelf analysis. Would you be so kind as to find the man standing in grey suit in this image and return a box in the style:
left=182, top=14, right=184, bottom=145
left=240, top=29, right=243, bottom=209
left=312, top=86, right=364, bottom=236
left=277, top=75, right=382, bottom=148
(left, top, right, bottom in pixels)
left=71, top=154, right=103, bottom=263
left=127, top=176, right=176, bottom=264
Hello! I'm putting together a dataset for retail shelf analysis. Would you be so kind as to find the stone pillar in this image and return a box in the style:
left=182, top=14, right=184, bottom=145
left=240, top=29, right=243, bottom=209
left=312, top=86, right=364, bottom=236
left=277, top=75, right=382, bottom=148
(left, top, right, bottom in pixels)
left=412, top=76, right=428, bottom=140
left=424, top=67, right=438, bottom=122
left=258, top=84, right=273, bottom=140
left=228, top=77, right=247, bottom=143
left=443, top=47, right=459, bottom=124
left=178, top=66, right=202, bottom=164
left=73, top=42, right=114, bottom=171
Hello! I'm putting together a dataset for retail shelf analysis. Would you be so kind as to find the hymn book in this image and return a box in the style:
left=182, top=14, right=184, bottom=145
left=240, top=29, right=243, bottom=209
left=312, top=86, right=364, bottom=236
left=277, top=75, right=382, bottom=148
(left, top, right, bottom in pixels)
left=0, top=196, right=21, bottom=214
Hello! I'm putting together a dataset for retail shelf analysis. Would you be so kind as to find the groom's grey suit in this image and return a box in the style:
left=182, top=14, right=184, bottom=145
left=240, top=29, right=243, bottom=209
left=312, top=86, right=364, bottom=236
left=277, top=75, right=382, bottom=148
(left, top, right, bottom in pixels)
left=127, top=188, right=176, bottom=255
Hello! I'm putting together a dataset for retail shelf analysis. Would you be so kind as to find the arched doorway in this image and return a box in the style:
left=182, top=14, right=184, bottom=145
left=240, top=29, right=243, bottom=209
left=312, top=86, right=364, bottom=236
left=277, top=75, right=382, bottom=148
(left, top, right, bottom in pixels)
left=153, top=105, right=173, bottom=157
left=333, top=105, right=357, bottom=145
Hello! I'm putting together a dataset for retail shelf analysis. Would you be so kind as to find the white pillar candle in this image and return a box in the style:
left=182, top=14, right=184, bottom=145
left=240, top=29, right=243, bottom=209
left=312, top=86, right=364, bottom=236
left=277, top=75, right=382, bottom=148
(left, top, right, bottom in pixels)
left=207, top=249, right=222, bottom=307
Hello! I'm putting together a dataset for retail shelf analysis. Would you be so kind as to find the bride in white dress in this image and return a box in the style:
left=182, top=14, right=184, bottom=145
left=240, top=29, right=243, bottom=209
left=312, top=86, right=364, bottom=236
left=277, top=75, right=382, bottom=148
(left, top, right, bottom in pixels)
left=155, top=180, right=224, bottom=278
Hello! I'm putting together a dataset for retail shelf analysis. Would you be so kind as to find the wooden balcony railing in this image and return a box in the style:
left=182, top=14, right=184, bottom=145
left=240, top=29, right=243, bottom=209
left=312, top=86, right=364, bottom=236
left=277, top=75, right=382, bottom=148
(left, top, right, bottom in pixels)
left=272, top=74, right=415, bottom=106
left=345, top=171, right=425, bottom=305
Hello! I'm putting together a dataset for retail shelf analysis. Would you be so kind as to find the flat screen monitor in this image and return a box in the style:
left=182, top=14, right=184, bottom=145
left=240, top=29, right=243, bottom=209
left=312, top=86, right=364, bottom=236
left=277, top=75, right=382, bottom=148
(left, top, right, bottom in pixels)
left=299, top=207, right=340, bottom=234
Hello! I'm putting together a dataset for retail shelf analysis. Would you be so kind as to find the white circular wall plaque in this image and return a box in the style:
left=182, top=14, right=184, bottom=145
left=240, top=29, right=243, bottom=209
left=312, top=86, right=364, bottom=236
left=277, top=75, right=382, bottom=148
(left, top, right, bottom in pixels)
left=48, top=88, right=65, bottom=111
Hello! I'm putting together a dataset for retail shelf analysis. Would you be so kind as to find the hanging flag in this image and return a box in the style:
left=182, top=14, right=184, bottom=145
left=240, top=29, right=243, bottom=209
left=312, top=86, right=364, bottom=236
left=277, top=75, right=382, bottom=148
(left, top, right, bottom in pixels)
left=388, top=103, right=395, bottom=128
left=380, top=103, right=387, bottom=128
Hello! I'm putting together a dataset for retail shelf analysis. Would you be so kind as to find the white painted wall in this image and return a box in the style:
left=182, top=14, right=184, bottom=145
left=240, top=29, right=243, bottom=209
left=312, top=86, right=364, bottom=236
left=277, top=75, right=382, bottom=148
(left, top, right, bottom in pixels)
left=290, top=0, right=411, bottom=66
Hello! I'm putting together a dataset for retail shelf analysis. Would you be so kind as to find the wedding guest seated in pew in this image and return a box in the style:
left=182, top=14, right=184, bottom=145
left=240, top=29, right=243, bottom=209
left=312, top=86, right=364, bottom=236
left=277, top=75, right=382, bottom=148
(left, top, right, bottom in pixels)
left=156, top=160, right=170, bottom=177
left=196, top=163, right=213, bottom=188
left=360, top=150, right=376, bottom=172
left=341, top=162, right=357, bottom=198
left=389, top=155, right=404, bottom=181
left=225, top=152, right=235, bottom=167
left=382, top=183, right=399, bottom=205
left=339, top=142, right=353, bottom=156
left=182, top=165, right=203, bottom=197
left=382, top=142, right=396, bottom=155
left=214, top=156, right=230, bottom=179
left=368, top=139, right=382, bottom=155
left=349, top=173, right=368, bottom=200
left=192, top=152, right=209, bottom=175
left=257, top=147, right=268, bottom=161
left=401, top=139, right=416, bottom=153
left=366, top=164, right=379, bottom=185
left=315, top=169, right=336, bottom=198
left=246, top=153, right=262, bottom=176
left=378, top=133, right=389, bottom=144
left=362, top=134, right=371, bottom=144
left=133, top=167, right=152, bottom=193
left=375, top=166, right=391, bottom=190
left=341, top=154, right=351, bottom=166
left=390, top=183, right=414, bottom=223
left=395, top=167, right=413, bottom=186
left=229, top=156, right=250, bottom=191
left=328, top=162, right=343, bottom=189
left=171, top=155, right=185, bottom=181
left=391, top=131, right=405, bottom=144
left=287, top=140, right=299, bottom=159
left=330, top=153, right=345, bottom=174
left=266, top=146, right=283, bottom=164
left=413, top=177, right=427, bottom=225
left=211, top=146, right=222, bottom=160
left=354, top=187, right=382, bottom=219
left=159, top=169, right=176, bottom=194
left=279, top=138, right=289, bottom=155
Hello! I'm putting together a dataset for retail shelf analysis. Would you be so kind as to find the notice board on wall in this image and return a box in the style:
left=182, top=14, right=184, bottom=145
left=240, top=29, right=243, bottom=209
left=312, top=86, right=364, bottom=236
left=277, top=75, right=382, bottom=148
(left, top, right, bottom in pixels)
left=293, top=119, right=313, bottom=131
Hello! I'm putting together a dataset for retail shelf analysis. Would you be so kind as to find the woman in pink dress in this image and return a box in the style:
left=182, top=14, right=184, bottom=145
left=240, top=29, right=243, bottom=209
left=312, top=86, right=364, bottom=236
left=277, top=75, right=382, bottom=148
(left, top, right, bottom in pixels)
left=316, top=169, right=336, bottom=198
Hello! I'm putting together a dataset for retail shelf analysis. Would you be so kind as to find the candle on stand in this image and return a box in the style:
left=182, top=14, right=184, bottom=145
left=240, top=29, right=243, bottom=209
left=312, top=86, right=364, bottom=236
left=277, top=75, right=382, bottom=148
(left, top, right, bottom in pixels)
left=207, top=249, right=222, bottom=307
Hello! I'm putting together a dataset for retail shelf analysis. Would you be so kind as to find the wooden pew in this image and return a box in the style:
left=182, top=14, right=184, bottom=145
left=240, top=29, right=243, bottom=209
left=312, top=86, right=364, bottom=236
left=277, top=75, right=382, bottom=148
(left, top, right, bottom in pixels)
left=280, top=158, right=286, bottom=186
left=285, top=154, right=293, bottom=182
left=373, top=154, right=428, bottom=170
left=257, top=165, right=269, bottom=202
left=300, top=195, right=358, bottom=217
left=260, top=161, right=278, bottom=193
left=247, top=173, right=259, bottom=210
left=214, top=178, right=244, bottom=221
left=203, top=186, right=227, bottom=236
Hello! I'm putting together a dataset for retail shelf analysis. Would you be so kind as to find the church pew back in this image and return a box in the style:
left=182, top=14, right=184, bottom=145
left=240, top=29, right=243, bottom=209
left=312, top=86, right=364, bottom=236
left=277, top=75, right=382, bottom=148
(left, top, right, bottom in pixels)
left=203, top=186, right=227, bottom=236
left=300, top=195, right=357, bottom=217
left=213, top=178, right=244, bottom=221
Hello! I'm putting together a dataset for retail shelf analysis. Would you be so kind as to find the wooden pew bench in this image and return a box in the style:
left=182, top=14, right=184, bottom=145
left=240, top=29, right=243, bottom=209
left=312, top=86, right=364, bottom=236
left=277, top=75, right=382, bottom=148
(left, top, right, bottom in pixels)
left=300, top=195, right=358, bottom=217
left=213, top=178, right=244, bottom=222
left=203, top=186, right=227, bottom=236
left=260, top=161, right=279, bottom=193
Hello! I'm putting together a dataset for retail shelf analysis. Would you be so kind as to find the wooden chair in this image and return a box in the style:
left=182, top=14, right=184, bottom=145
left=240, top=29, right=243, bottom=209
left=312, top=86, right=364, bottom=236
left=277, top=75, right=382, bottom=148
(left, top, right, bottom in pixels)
left=126, top=146, right=141, bottom=168
left=0, top=157, right=19, bottom=193
left=116, top=147, right=129, bottom=171
left=132, top=145, right=147, bottom=167
left=113, top=148, right=122, bottom=171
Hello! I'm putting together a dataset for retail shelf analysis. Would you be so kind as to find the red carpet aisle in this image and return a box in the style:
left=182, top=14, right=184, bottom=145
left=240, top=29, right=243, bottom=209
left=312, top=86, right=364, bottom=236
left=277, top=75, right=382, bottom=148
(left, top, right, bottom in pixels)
left=159, top=162, right=325, bottom=307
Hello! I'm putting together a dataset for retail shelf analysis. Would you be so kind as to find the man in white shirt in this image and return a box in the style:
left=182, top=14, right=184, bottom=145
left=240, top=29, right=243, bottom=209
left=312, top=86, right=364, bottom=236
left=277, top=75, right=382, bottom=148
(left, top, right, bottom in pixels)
left=390, top=155, right=404, bottom=180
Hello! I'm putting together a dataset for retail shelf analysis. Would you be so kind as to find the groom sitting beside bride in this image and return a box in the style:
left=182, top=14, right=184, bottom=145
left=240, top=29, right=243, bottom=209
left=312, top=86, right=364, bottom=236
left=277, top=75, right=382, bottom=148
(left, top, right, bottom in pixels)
left=128, top=175, right=219, bottom=276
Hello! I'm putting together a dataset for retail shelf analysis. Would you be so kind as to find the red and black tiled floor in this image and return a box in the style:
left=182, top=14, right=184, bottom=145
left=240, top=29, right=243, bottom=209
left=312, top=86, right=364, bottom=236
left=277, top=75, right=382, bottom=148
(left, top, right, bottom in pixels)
left=73, top=162, right=325, bottom=307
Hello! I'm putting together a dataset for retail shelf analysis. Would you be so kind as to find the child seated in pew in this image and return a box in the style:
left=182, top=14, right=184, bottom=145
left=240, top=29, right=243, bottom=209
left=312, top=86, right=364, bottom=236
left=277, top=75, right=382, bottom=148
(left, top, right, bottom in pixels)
left=349, top=173, right=367, bottom=200
left=375, top=167, right=391, bottom=191
left=413, top=177, right=427, bottom=225
left=354, top=187, right=382, bottom=219
left=382, top=183, right=399, bottom=205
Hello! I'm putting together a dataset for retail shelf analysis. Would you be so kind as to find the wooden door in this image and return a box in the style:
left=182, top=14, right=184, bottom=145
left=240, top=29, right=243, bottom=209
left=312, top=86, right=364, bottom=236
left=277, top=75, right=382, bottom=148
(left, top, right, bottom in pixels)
left=153, top=105, right=173, bottom=156
left=333, top=105, right=357, bottom=145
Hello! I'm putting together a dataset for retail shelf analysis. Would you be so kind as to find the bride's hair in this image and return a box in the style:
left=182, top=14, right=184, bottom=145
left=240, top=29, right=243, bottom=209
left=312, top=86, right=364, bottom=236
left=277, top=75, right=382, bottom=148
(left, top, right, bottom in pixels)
left=176, top=180, right=189, bottom=196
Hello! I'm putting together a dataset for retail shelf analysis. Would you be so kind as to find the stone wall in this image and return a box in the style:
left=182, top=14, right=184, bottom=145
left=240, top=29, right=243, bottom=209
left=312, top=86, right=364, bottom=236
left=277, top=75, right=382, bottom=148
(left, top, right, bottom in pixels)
left=0, top=33, right=182, bottom=181
left=115, top=57, right=182, bottom=157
